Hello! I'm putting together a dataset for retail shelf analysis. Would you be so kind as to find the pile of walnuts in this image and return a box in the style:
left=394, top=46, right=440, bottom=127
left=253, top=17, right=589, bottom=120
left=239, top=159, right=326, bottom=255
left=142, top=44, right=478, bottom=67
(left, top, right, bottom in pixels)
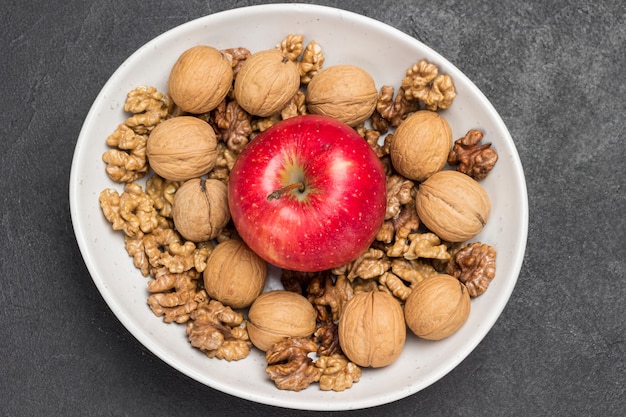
left=98, top=34, right=499, bottom=392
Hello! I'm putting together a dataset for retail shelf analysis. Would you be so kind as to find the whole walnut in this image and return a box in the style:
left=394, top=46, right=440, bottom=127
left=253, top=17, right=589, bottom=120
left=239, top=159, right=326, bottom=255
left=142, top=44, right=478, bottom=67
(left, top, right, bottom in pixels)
left=338, top=291, right=406, bottom=368
left=416, top=170, right=491, bottom=242
left=172, top=178, right=230, bottom=242
left=146, top=116, right=218, bottom=181
left=234, top=49, right=300, bottom=117
left=247, top=290, right=317, bottom=351
left=306, top=64, right=378, bottom=127
left=203, top=239, right=267, bottom=309
left=404, top=274, right=470, bottom=340
left=168, top=45, right=233, bottom=114
left=390, top=110, right=452, bottom=182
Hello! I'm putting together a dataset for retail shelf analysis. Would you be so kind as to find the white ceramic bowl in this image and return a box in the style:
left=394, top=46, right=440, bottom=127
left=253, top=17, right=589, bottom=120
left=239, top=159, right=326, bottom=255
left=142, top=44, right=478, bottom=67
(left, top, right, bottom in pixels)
left=69, top=4, right=528, bottom=411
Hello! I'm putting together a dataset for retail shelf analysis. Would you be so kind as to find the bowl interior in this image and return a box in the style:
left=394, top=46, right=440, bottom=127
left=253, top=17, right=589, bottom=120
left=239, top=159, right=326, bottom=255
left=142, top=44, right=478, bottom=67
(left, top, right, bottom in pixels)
left=69, top=3, right=528, bottom=411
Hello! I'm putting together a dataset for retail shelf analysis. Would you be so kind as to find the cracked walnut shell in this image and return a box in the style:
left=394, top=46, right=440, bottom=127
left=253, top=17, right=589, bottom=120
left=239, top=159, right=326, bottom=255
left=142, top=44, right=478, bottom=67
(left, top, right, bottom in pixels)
left=305, top=64, right=378, bottom=127
left=247, top=290, right=317, bottom=352
left=203, top=239, right=267, bottom=309
left=338, top=291, right=406, bottom=368
left=168, top=45, right=233, bottom=114
left=416, top=170, right=491, bottom=242
left=234, top=48, right=300, bottom=117
left=404, top=274, right=470, bottom=340
left=390, top=110, right=452, bottom=182
left=146, top=116, right=218, bottom=181
left=172, top=178, right=229, bottom=242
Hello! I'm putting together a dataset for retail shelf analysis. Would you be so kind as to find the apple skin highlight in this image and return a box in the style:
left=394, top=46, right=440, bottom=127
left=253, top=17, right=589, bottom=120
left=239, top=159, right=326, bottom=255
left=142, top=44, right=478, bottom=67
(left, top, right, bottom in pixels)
left=228, top=114, right=387, bottom=272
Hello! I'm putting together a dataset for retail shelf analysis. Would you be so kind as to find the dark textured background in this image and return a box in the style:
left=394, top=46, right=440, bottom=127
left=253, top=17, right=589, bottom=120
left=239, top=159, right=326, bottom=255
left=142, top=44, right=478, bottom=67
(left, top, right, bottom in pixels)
left=1, top=0, right=624, bottom=416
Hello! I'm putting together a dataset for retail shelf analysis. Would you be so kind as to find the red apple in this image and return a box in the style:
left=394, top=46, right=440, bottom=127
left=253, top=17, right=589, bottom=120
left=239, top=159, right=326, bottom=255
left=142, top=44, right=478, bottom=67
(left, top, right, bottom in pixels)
left=228, top=114, right=387, bottom=272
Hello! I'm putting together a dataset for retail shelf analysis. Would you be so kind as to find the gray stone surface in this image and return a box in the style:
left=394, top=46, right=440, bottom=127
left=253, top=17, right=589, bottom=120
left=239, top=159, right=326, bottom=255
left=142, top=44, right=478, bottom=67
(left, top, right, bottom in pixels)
left=1, top=0, right=624, bottom=416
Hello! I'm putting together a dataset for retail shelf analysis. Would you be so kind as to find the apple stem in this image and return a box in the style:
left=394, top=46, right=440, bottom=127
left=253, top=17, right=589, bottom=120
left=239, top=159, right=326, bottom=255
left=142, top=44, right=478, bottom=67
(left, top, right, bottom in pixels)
left=267, top=182, right=305, bottom=201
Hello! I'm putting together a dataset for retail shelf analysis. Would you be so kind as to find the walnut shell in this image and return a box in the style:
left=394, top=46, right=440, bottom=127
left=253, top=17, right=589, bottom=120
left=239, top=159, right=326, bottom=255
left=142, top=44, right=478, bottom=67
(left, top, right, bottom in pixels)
left=404, top=274, right=470, bottom=340
left=172, top=178, right=230, bottom=242
left=390, top=110, right=452, bottom=181
left=338, top=291, right=406, bottom=368
left=168, top=45, right=233, bottom=114
left=416, top=170, right=491, bottom=242
left=203, top=239, right=267, bottom=309
left=233, top=49, right=300, bottom=117
left=247, top=290, right=317, bottom=351
left=305, top=64, right=378, bottom=127
left=146, top=116, right=217, bottom=181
